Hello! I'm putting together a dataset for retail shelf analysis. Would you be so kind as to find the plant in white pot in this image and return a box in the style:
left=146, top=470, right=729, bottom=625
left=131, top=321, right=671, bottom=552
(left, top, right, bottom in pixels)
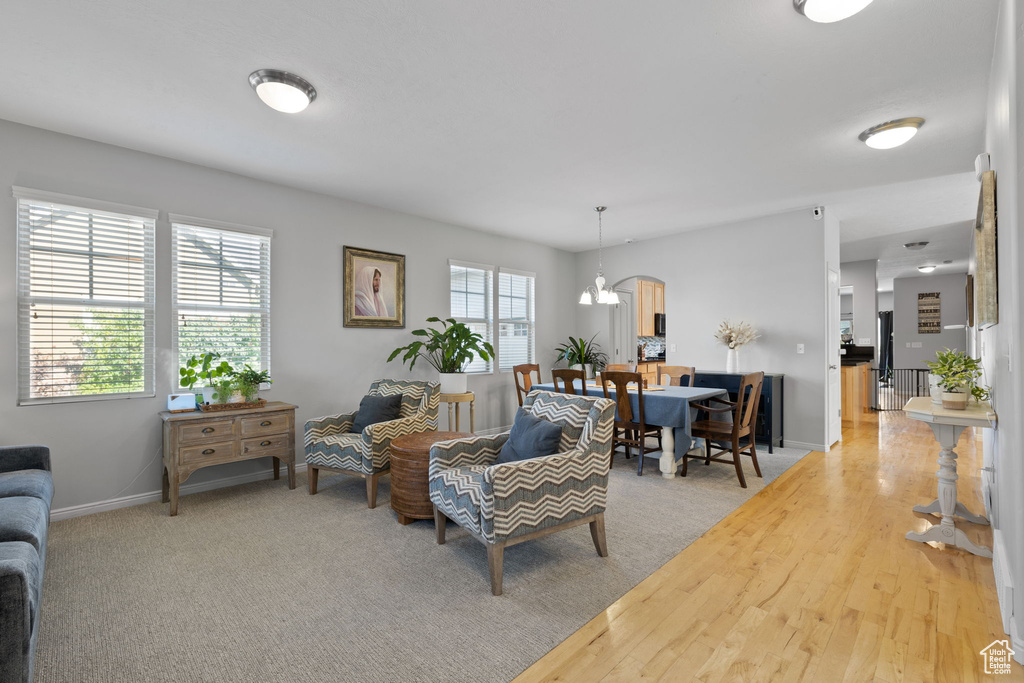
left=179, top=352, right=235, bottom=405
left=925, top=348, right=989, bottom=410
left=554, top=334, right=608, bottom=380
left=387, top=317, right=495, bottom=394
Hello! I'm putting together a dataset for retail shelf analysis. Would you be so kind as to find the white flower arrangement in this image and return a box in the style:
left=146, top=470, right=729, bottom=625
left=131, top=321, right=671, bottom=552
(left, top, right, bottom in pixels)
left=714, top=320, right=759, bottom=349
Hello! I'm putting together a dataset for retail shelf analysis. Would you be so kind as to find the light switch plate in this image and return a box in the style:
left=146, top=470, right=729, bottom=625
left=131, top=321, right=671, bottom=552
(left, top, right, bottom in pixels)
left=670, top=344, right=676, bottom=352
left=858, top=338, right=871, bottom=345
left=906, top=342, right=912, bottom=348
left=797, top=344, right=805, bottom=354
left=912, top=342, right=923, bottom=348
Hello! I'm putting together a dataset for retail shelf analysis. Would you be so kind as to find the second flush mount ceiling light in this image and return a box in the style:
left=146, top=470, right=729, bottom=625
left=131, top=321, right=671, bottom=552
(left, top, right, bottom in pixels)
left=249, top=69, right=317, bottom=113
left=793, top=0, right=873, bottom=23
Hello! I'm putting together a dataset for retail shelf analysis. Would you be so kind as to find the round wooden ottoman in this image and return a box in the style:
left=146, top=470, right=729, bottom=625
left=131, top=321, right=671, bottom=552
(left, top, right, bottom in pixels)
left=389, top=431, right=473, bottom=525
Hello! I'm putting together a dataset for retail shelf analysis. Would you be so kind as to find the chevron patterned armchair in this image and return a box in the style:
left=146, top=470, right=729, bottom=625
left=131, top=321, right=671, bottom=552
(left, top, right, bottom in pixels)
left=305, top=379, right=439, bottom=508
left=429, top=390, right=616, bottom=595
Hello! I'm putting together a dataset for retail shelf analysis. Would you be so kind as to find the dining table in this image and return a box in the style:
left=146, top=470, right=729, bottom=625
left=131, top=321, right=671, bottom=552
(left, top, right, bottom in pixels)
left=530, top=381, right=729, bottom=478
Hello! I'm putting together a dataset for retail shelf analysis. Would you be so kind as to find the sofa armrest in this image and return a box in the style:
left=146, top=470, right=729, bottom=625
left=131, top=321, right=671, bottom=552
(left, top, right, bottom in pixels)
left=428, top=433, right=509, bottom=479
left=303, top=413, right=356, bottom=446
left=0, top=541, right=42, bottom=683
left=484, top=447, right=609, bottom=541
left=0, top=446, right=50, bottom=474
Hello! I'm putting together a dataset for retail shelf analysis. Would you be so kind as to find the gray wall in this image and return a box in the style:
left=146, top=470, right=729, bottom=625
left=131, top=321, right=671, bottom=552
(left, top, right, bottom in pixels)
left=877, top=291, right=893, bottom=311
left=574, top=208, right=838, bottom=450
left=980, top=0, right=1024, bottom=654
left=892, top=273, right=967, bottom=368
left=0, top=119, right=578, bottom=511
left=840, top=259, right=878, bottom=352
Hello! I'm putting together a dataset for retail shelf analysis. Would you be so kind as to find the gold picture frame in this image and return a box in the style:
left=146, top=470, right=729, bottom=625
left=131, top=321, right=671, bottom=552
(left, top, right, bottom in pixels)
left=974, top=170, right=998, bottom=327
left=343, top=246, right=405, bottom=328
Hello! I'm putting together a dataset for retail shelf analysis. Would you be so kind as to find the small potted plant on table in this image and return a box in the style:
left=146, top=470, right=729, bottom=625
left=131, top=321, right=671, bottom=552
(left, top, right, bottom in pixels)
left=179, top=352, right=235, bottom=406
left=235, top=365, right=272, bottom=403
left=554, top=334, right=608, bottom=379
left=926, top=348, right=989, bottom=410
left=388, top=317, right=495, bottom=394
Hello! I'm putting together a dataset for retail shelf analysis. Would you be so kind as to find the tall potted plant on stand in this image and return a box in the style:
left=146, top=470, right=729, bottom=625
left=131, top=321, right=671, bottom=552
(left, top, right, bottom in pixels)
left=926, top=348, right=989, bottom=410
left=554, top=334, right=608, bottom=379
left=388, top=317, right=495, bottom=394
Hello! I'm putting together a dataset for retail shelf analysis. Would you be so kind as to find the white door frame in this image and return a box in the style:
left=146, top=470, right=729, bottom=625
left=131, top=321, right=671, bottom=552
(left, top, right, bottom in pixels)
left=827, top=267, right=842, bottom=448
left=609, top=289, right=636, bottom=364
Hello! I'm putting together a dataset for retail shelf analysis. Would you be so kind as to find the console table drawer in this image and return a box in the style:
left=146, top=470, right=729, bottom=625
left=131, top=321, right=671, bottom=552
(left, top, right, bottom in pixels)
left=179, top=419, right=236, bottom=444
left=180, top=440, right=238, bottom=466
left=241, top=434, right=291, bottom=457
left=241, top=412, right=292, bottom=437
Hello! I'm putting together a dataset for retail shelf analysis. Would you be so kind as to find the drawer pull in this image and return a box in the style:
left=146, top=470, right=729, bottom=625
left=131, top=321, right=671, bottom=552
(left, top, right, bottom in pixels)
left=202, top=427, right=215, bottom=434
left=260, top=420, right=272, bottom=426
left=202, top=448, right=215, bottom=455
left=260, top=440, right=272, bottom=447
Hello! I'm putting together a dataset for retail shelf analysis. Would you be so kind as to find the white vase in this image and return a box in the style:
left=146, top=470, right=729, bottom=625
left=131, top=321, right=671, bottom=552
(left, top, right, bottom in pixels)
left=439, top=372, right=468, bottom=395
left=725, top=347, right=739, bottom=373
left=201, top=386, right=217, bottom=405
left=571, top=363, right=595, bottom=379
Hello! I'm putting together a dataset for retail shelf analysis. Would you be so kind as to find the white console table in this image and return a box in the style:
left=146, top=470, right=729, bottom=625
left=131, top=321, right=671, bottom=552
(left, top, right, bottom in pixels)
left=903, top=396, right=997, bottom=558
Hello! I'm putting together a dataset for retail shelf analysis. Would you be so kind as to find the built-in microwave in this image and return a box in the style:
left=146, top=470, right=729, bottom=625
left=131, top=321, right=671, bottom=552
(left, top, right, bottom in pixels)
left=654, top=313, right=666, bottom=336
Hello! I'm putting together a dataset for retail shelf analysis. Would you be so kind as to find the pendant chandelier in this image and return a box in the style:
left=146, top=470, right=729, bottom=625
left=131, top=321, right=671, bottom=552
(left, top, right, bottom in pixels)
left=579, top=206, right=619, bottom=305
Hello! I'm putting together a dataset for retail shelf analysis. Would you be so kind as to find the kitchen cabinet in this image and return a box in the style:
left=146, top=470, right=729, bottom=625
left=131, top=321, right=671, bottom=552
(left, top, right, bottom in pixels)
left=636, top=280, right=664, bottom=337
left=637, top=361, right=660, bottom=387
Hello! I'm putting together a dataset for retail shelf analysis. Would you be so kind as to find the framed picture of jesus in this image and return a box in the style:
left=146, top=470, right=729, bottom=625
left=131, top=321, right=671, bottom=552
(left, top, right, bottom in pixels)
left=343, top=246, right=405, bottom=328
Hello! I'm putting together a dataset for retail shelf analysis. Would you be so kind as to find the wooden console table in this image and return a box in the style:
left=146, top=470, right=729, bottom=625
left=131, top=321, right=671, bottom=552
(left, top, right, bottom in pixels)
left=160, top=401, right=297, bottom=516
left=903, top=396, right=996, bottom=557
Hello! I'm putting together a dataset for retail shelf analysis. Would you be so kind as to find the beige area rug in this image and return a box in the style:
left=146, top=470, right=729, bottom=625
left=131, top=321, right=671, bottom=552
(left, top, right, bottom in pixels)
left=36, top=446, right=811, bottom=683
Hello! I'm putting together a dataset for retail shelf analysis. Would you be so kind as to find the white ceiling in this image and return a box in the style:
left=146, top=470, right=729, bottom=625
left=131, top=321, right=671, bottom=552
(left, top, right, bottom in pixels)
left=0, top=1, right=999, bottom=251
left=841, top=220, right=974, bottom=292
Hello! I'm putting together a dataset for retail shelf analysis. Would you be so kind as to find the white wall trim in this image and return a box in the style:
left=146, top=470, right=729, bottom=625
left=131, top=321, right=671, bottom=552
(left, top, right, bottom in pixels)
left=474, top=425, right=511, bottom=437
left=783, top=440, right=828, bottom=453
left=50, top=463, right=307, bottom=521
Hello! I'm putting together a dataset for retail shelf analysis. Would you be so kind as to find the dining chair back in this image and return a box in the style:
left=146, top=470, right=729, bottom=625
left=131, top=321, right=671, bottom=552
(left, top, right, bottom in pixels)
left=599, top=371, right=661, bottom=475
left=512, top=364, right=542, bottom=406
left=686, top=371, right=764, bottom=487
left=604, top=363, right=637, bottom=373
left=551, top=368, right=585, bottom=395
left=658, top=365, right=695, bottom=387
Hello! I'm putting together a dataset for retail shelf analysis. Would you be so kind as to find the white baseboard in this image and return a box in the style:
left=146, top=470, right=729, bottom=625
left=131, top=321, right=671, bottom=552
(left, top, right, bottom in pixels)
left=474, top=425, right=512, bottom=436
left=783, top=440, right=827, bottom=452
left=50, top=463, right=308, bottom=522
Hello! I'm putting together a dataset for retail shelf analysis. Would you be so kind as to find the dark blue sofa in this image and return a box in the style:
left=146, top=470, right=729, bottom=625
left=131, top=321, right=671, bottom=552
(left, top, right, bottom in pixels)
left=0, top=446, right=53, bottom=683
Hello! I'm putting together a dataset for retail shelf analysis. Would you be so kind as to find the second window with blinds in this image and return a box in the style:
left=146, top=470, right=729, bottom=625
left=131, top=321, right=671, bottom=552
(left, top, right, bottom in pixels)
left=449, top=261, right=535, bottom=373
left=171, top=217, right=272, bottom=386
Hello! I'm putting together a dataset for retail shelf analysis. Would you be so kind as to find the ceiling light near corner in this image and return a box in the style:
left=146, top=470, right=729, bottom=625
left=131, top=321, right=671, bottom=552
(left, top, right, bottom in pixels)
left=859, top=117, right=925, bottom=149
left=918, top=265, right=936, bottom=273
left=793, top=0, right=873, bottom=23
left=249, top=69, right=317, bottom=113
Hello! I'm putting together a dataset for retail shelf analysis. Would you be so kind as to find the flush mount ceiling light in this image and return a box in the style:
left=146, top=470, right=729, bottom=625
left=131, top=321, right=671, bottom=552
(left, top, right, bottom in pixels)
left=904, top=241, right=929, bottom=250
left=579, top=207, right=620, bottom=306
left=793, top=0, right=873, bottom=23
left=859, top=117, right=925, bottom=150
left=918, top=265, right=936, bottom=273
left=248, top=69, right=317, bottom=113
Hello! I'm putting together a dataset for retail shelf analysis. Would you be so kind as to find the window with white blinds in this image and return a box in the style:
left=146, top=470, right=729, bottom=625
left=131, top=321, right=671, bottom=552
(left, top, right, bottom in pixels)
left=171, top=217, right=272, bottom=384
left=15, top=188, right=157, bottom=404
left=449, top=261, right=493, bottom=373
left=498, top=268, right=536, bottom=371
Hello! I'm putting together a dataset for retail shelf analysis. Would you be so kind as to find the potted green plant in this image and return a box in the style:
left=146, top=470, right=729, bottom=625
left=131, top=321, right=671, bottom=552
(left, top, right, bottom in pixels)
left=234, top=365, right=272, bottom=403
left=179, top=352, right=235, bottom=405
left=211, top=375, right=240, bottom=405
left=554, top=334, right=608, bottom=379
left=925, top=348, right=989, bottom=410
left=387, top=317, right=495, bottom=394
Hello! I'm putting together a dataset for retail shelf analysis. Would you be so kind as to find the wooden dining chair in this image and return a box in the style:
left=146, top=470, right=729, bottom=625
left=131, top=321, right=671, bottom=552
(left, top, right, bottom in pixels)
left=685, top=371, right=764, bottom=488
left=600, top=371, right=661, bottom=476
left=512, top=364, right=542, bottom=406
left=658, top=365, right=695, bottom=387
left=551, top=368, right=585, bottom=395
left=604, top=363, right=638, bottom=373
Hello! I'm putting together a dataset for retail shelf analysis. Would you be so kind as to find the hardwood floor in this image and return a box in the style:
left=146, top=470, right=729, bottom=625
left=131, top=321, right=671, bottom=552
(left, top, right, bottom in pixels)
left=515, top=410, right=1020, bottom=681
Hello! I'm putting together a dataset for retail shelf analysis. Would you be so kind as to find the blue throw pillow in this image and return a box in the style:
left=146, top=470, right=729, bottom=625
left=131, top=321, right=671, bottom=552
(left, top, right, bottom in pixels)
left=496, top=408, right=564, bottom=463
left=350, top=393, right=403, bottom=434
